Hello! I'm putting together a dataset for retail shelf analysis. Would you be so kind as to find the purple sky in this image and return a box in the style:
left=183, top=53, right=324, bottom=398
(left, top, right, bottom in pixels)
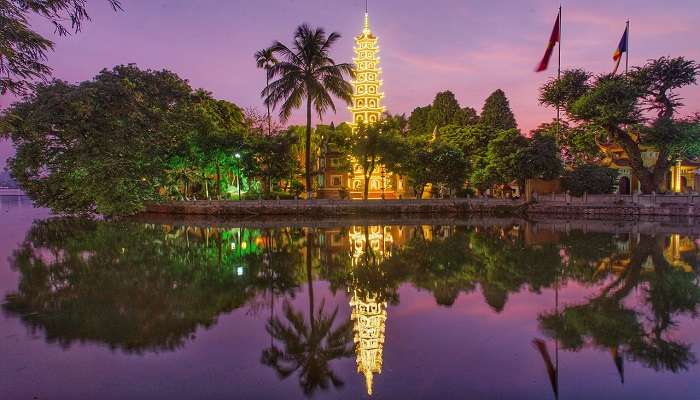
left=1, top=0, right=699, bottom=168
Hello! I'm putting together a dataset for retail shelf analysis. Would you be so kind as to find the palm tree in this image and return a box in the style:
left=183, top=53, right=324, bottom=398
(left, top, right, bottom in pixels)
left=254, top=48, right=278, bottom=135
left=262, top=24, right=354, bottom=199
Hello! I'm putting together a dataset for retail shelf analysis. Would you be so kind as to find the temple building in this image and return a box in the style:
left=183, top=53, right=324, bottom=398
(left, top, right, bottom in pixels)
left=598, top=140, right=700, bottom=194
left=317, top=11, right=408, bottom=199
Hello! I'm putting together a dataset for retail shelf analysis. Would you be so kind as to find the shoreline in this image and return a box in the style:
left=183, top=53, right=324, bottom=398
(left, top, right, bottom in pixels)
left=142, top=197, right=700, bottom=218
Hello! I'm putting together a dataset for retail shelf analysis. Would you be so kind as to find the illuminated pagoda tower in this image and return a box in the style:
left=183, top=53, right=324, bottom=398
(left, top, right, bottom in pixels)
left=347, top=10, right=404, bottom=199
left=350, top=11, right=385, bottom=128
left=316, top=8, right=409, bottom=199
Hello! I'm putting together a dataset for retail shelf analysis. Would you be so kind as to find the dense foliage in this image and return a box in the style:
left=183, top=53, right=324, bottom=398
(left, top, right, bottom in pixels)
left=480, top=89, right=517, bottom=131
left=540, top=57, right=700, bottom=193
left=561, top=164, right=619, bottom=196
left=1, top=65, right=298, bottom=215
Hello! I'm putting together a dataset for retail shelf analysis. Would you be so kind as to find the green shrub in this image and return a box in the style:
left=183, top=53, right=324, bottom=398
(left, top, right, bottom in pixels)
left=561, top=164, right=618, bottom=196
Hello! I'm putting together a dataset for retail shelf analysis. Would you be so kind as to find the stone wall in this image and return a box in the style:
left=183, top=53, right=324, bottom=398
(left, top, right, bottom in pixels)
left=143, top=198, right=526, bottom=217
left=529, top=193, right=700, bottom=217
left=143, top=194, right=700, bottom=218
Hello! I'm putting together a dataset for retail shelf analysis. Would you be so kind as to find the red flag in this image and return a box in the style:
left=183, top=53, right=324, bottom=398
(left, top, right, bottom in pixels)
left=536, top=11, right=561, bottom=72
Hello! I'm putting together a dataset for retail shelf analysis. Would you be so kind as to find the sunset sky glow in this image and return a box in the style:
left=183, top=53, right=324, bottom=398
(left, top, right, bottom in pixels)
left=1, top=0, right=699, bottom=166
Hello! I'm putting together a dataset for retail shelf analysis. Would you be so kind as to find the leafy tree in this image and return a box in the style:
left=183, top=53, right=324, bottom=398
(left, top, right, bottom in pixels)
left=254, top=47, right=278, bottom=135
left=262, top=24, right=354, bottom=199
left=439, top=123, right=493, bottom=158
left=246, top=129, right=299, bottom=197
left=457, top=106, right=480, bottom=126
left=350, top=121, right=388, bottom=199
left=408, top=105, right=431, bottom=135
left=561, top=164, right=618, bottom=196
left=189, top=94, right=247, bottom=200
left=428, top=141, right=469, bottom=197
left=0, top=0, right=122, bottom=94
left=317, top=123, right=353, bottom=187
left=408, top=92, right=478, bottom=136
left=427, top=91, right=461, bottom=130
left=519, top=132, right=563, bottom=183
left=471, top=128, right=528, bottom=193
left=480, top=89, right=517, bottom=131
left=384, top=112, right=409, bottom=135
left=1, top=64, right=234, bottom=215
left=540, top=57, right=699, bottom=193
left=532, top=120, right=603, bottom=167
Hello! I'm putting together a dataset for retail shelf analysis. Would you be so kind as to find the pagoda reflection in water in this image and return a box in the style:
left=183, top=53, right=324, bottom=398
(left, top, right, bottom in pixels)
left=348, top=225, right=394, bottom=396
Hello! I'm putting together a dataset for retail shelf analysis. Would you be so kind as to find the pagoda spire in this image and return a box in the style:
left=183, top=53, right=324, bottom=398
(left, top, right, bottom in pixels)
left=349, top=6, right=384, bottom=128
left=363, top=11, right=370, bottom=34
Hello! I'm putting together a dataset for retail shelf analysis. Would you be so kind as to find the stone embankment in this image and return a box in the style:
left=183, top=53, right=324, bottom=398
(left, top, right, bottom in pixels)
left=528, top=193, right=700, bottom=218
left=143, top=194, right=700, bottom=218
left=143, top=198, right=526, bottom=217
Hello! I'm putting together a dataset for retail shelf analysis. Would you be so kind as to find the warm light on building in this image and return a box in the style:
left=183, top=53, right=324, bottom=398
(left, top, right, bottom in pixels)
left=347, top=225, right=393, bottom=396
left=350, top=289, right=387, bottom=396
left=349, top=12, right=386, bottom=128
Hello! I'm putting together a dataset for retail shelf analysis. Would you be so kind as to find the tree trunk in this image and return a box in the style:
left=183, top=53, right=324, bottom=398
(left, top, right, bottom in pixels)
left=216, top=163, right=222, bottom=200
left=305, top=97, right=313, bottom=199
left=266, top=75, right=272, bottom=136
left=363, top=173, right=370, bottom=200
left=306, top=229, right=315, bottom=331
left=363, top=159, right=375, bottom=200
left=610, top=127, right=669, bottom=193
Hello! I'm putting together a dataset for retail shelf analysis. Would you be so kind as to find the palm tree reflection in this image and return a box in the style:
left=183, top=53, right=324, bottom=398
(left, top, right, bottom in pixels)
left=261, top=228, right=354, bottom=397
left=262, top=300, right=354, bottom=396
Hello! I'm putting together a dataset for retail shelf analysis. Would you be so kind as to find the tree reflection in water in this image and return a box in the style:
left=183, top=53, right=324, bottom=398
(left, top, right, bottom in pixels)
left=539, top=234, right=700, bottom=376
left=3, top=218, right=700, bottom=398
left=3, top=219, right=264, bottom=353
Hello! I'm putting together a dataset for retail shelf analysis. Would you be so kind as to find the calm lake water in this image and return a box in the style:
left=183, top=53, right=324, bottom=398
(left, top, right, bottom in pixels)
left=2, top=198, right=700, bottom=399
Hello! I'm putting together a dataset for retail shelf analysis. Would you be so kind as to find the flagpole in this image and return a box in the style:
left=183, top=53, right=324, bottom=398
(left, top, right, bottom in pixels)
left=556, top=5, right=562, bottom=142
left=555, top=7, right=561, bottom=394
left=625, top=20, right=629, bottom=74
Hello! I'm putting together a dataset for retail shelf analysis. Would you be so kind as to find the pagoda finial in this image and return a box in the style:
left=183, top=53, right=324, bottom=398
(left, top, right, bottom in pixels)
left=365, top=369, right=374, bottom=396
left=363, top=11, right=370, bottom=34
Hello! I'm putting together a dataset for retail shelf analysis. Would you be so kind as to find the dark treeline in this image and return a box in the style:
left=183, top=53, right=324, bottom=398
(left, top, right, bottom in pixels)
left=1, top=58, right=698, bottom=214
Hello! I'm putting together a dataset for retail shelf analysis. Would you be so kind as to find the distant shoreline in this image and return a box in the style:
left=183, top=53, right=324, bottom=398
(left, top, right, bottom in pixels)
left=142, top=196, right=700, bottom=218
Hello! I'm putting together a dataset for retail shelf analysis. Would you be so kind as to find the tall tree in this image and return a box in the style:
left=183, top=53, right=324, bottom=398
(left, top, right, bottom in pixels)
left=427, top=90, right=461, bottom=130
left=262, top=24, right=354, bottom=199
left=0, top=0, right=122, bottom=95
left=254, top=48, right=278, bottom=135
left=480, top=89, right=517, bottom=131
left=457, top=107, right=480, bottom=126
left=540, top=57, right=699, bottom=193
left=408, top=105, right=432, bottom=135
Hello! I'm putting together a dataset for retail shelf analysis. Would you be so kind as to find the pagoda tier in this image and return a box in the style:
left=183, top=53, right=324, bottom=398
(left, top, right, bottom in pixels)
left=349, top=12, right=386, bottom=127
